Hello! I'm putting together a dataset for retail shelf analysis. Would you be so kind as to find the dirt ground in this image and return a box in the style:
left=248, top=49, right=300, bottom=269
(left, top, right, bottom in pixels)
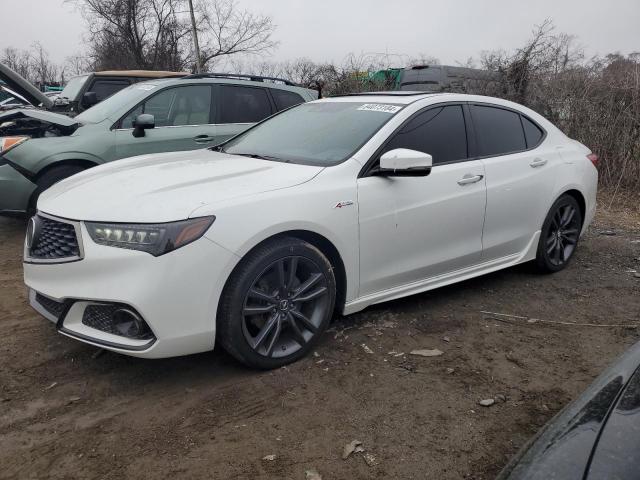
left=1, top=200, right=639, bottom=480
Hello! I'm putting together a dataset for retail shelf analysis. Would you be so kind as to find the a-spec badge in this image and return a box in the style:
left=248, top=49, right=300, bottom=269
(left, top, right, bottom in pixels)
left=334, top=200, right=354, bottom=209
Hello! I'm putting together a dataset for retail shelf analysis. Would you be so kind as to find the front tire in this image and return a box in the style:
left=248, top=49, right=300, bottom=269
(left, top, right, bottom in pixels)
left=535, top=194, right=582, bottom=273
left=217, top=237, right=336, bottom=369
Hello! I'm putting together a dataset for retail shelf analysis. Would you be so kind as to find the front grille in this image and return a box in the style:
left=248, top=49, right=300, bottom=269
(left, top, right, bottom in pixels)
left=29, top=215, right=80, bottom=260
left=35, top=293, right=67, bottom=319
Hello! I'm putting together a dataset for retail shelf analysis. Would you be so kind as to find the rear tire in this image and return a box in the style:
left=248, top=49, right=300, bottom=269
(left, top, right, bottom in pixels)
left=217, top=237, right=336, bottom=369
left=535, top=194, right=582, bottom=273
left=28, top=164, right=87, bottom=216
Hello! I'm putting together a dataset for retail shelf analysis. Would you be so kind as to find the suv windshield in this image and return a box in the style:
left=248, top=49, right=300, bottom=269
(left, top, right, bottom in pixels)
left=222, top=101, right=403, bottom=165
left=75, top=83, right=157, bottom=124
left=59, top=75, right=89, bottom=101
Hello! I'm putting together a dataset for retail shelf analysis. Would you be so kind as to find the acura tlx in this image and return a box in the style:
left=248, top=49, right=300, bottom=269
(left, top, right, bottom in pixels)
left=23, top=92, right=598, bottom=369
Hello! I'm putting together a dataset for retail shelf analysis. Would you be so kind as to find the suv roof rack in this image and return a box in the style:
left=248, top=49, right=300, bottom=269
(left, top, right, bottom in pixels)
left=330, top=91, right=437, bottom=97
left=181, top=73, right=298, bottom=86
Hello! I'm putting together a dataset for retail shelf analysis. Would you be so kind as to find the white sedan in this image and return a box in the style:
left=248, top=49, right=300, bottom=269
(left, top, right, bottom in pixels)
left=23, top=92, right=598, bottom=369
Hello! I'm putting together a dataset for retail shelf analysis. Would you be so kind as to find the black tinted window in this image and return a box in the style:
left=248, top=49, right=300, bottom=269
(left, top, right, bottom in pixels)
left=472, top=105, right=526, bottom=156
left=271, top=89, right=304, bottom=111
left=383, top=105, right=467, bottom=164
left=219, top=85, right=272, bottom=123
left=522, top=116, right=544, bottom=148
left=89, top=80, right=130, bottom=102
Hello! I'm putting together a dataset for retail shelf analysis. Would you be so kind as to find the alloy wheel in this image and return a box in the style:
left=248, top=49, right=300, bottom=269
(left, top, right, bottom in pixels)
left=545, top=203, right=581, bottom=266
left=241, top=255, right=329, bottom=358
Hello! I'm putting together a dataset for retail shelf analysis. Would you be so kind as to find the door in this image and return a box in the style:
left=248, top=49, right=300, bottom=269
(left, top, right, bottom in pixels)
left=213, top=84, right=274, bottom=144
left=115, top=85, right=217, bottom=159
left=469, top=104, right=557, bottom=260
left=357, top=104, right=487, bottom=296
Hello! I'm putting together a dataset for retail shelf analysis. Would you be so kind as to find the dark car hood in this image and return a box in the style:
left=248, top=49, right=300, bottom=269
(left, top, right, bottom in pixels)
left=498, top=340, right=640, bottom=480
left=0, top=63, right=53, bottom=110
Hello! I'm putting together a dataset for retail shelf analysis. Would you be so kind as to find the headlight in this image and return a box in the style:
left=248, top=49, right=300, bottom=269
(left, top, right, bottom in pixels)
left=0, top=136, right=29, bottom=155
left=86, top=216, right=215, bottom=256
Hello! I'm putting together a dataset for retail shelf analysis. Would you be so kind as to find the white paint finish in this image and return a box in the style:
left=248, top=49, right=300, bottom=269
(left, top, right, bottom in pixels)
left=358, top=160, right=486, bottom=295
left=27, top=92, right=598, bottom=359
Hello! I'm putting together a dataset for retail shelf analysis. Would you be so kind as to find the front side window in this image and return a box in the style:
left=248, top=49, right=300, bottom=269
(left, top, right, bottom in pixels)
left=472, top=105, right=526, bottom=156
left=382, top=105, right=467, bottom=164
left=219, top=85, right=272, bottom=123
left=120, top=85, right=212, bottom=128
left=223, top=101, right=402, bottom=165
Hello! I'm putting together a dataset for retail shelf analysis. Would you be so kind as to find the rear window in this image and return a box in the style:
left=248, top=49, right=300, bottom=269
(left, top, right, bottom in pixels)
left=271, top=89, right=304, bottom=111
left=219, top=85, right=272, bottom=123
left=89, top=79, right=131, bottom=102
left=472, top=105, right=526, bottom=156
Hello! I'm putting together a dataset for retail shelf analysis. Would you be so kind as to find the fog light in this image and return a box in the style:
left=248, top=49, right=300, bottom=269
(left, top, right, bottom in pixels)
left=112, top=308, right=152, bottom=339
left=82, top=303, right=154, bottom=340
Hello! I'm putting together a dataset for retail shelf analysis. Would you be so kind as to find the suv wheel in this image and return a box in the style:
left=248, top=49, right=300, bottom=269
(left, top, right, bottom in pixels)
left=217, top=237, right=336, bottom=369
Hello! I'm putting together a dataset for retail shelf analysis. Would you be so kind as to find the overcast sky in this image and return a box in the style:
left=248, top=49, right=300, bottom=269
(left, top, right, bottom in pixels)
left=1, top=0, right=638, bottom=67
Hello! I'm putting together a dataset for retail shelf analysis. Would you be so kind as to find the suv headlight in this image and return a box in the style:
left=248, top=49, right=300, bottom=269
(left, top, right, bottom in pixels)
left=0, top=136, right=29, bottom=155
left=86, top=216, right=215, bottom=256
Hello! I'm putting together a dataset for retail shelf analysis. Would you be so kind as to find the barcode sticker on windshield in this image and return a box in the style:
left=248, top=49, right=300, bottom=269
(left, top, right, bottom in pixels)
left=357, top=104, right=402, bottom=114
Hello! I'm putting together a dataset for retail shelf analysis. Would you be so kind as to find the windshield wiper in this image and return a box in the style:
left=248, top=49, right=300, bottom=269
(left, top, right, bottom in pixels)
left=229, top=152, right=289, bottom=163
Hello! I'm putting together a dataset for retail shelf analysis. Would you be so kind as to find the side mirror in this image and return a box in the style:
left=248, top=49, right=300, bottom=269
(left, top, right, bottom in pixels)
left=376, top=148, right=433, bottom=176
left=82, top=91, right=98, bottom=108
left=132, top=114, right=155, bottom=138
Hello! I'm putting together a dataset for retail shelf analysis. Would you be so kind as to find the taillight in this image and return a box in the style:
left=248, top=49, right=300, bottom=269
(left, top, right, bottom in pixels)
left=587, top=153, right=599, bottom=168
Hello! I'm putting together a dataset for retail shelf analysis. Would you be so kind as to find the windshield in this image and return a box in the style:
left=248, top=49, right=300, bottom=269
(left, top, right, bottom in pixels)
left=75, top=83, right=156, bottom=124
left=222, top=101, right=403, bottom=165
left=59, top=75, right=89, bottom=100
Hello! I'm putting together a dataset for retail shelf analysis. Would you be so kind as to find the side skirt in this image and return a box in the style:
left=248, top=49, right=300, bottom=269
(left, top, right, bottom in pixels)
left=343, top=231, right=540, bottom=315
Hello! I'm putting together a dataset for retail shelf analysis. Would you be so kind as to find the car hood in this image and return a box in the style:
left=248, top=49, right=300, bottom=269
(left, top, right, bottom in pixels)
left=0, top=63, right=53, bottom=109
left=38, top=150, right=324, bottom=222
left=0, top=109, right=79, bottom=136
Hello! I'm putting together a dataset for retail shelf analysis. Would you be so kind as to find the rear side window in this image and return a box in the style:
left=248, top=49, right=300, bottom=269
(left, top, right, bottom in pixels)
left=89, top=80, right=130, bottom=102
left=219, top=85, right=272, bottom=123
left=271, top=89, right=304, bottom=111
left=382, top=105, right=467, bottom=164
left=472, top=105, right=526, bottom=156
left=522, top=116, right=544, bottom=148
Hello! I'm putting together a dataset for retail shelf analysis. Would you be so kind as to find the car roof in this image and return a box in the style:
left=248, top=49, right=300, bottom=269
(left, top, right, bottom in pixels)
left=94, top=70, right=189, bottom=78
left=136, top=76, right=317, bottom=97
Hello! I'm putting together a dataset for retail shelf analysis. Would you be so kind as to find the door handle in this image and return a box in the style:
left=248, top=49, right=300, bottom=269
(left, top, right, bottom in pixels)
left=457, top=174, right=484, bottom=186
left=530, top=158, right=548, bottom=168
left=194, top=135, right=215, bottom=144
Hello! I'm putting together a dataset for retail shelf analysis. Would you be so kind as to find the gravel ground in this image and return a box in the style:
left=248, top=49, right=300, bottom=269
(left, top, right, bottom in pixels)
left=1, top=206, right=639, bottom=480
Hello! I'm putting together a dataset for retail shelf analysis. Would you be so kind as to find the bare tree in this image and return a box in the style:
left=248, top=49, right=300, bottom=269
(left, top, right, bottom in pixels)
left=1, top=47, right=33, bottom=83
left=195, top=0, right=278, bottom=70
left=31, top=42, right=59, bottom=88
left=69, top=0, right=191, bottom=70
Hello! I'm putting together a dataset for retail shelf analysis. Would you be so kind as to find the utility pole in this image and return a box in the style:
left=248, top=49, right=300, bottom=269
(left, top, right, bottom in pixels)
left=188, top=0, right=202, bottom=73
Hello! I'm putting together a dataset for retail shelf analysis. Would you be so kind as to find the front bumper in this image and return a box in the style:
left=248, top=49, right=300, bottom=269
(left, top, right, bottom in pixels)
left=24, top=219, right=240, bottom=358
left=0, top=162, right=36, bottom=214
